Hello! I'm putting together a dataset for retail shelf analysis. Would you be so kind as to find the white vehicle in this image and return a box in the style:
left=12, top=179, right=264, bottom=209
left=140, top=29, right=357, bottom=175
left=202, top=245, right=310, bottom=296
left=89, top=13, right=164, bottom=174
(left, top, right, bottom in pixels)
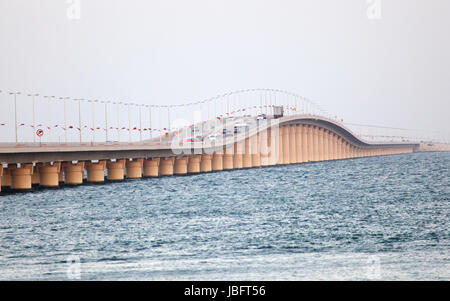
left=206, top=134, right=218, bottom=141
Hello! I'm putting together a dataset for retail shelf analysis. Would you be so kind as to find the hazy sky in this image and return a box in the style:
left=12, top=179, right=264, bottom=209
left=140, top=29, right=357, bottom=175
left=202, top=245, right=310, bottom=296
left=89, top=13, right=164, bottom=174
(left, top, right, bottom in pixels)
left=1, top=0, right=449, bottom=137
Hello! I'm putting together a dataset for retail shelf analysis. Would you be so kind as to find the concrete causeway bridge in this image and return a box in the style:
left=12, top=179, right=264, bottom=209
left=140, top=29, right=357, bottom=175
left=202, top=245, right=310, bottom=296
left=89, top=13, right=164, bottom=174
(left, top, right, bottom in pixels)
left=0, top=88, right=438, bottom=192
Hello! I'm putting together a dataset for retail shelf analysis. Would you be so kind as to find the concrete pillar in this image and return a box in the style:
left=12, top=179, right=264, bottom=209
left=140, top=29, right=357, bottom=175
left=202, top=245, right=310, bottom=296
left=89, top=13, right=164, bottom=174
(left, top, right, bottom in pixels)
left=243, top=138, right=253, bottom=168
left=260, top=129, right=269, bottom=166
left=144, top=158, right=160, bottom=177
left=1, top=167, right=11, bottom=190
left=334, top=134, right=339, bottom=160
left=126, top=158, right=143, bottom=179
left=58, top=169, right=64, bottom=183
left=323, top=130, right=330, bottom=161
left=10, top=164, right=33, bottom=190
left=223, top=145, right=234, bottom=170
left=289, top=125, right=297, bottom=164
left=267, top=127, right=278, bottom=166
left=187, top=155, right=201, bottom=174
left=32, top=165, right=40, bottom=186
left=212, top=152, right=223, bottom=171
left=313, top=126, right=320, bottom=162
left=318, top=127, right=324, bottom=161
left=282, top=125, right=290, bottom=164
left=160, top=157, right=175, bottom=176
left=307, top=125, right=314, bottom=162
left=233, top=141, right=244, bottom=169
left=63, top=162, right=85, bottom=185
left=39, top=162, right=61, bottom=188
left=107, top=160, right=125, bottom=181
left=344, top=141, right=350, bottom=159
left=174, top=156, right=188, bottom=175
left=295, top=125, right=302, bottom=163
left=336, top=136, right=342, bottom=159
left=301, top=125, right=308, bottom=163
left=277, top=126, right=284, bottom=165
left=86, top=161, right=106, bottom=183
left=0, top=167, right=2, bottom=192
left=251, top=133, right=261, bottom=167
left=200, top=154, right=212, bottom=172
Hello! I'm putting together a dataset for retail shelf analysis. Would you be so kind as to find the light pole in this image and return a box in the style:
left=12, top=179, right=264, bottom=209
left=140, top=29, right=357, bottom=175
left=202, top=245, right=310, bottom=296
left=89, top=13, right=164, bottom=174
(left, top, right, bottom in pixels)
left=27, top=93, right=39, bottom=143
left=89, top=100, right=98, bottom=144
left=159, top=106, right=162, bottom=144
left=43, top=95, right=55, bottom=143
left=10, top=92, right=21, bottom=144
left=139, top=104, right=142, bottom=142
left=116, top=102, right=121, bottom=143
left=75, top=99, right=84, bottom=144
left=59, top=97, right=69, bottom=144
left=167, top=106, right=171, bottom=133
left=128, top=103, right=131, bottom=143
left=148, top=105, right=152, bottom=140
left=102, top=101, right=109, bottom=142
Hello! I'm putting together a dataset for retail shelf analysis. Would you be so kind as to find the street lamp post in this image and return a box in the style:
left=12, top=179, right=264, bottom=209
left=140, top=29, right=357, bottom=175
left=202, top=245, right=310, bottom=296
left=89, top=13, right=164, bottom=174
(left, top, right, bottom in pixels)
left=9, top=92, right=21, bottom=144
left=28, top=93, right=39, bottom=143
left=76, top=99, right=84, bottom=144
left=59, top=97, right=70, bottom=144
left=44, top=95, right=55, bottom=143
left=139, top=104, right=142, bottom=142
left=116, top=102, right=121, bottom=143
left=102, top=101, right=109, bottom=142
left=128, top=103, right=131, bottom=143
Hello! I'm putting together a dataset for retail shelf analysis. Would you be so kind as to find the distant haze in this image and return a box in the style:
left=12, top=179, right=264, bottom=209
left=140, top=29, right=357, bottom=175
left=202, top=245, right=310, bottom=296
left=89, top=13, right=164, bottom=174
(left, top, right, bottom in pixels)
left=1, top=0, right=449, bottom=136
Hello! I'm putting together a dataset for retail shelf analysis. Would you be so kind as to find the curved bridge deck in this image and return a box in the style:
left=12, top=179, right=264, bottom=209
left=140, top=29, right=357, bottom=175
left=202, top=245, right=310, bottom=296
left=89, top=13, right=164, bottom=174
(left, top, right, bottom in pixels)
left=0, top=114, right=419, bottom=192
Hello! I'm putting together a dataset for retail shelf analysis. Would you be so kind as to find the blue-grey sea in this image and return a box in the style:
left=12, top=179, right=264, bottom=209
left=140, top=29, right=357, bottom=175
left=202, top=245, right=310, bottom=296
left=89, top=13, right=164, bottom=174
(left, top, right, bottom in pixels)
left=0, top=152, right=449, bottom=280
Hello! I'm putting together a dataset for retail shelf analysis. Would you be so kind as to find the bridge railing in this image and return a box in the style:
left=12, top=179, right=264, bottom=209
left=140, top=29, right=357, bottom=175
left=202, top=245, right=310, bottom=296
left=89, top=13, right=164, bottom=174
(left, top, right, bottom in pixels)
left=0, top=88, right=448, bottom=146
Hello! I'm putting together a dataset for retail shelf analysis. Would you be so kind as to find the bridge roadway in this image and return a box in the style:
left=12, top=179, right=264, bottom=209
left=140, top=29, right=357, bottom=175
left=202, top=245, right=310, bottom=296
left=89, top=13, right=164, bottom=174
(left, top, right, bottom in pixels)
left=0, top=114, right=419, bottom=192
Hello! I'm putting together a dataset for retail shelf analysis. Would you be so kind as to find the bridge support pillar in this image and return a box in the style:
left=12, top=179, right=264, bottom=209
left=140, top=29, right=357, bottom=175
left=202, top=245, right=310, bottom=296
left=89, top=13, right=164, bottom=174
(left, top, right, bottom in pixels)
left=212, top=152, right=224, bottom=171
left=1, top=167, right=11, bottom=190
left=160, top=157, right=175, bottom=176
left=313, top=126, right=320, bottom=162
left=39, top=163, right=61, bottom=188
left=107, top=160, right=125, bottom=181
left=174, top=157, right=188, bottom=175
left=127, top=159, right=143, bottom=179
left=337, top=137, right=344, bottom=159
left=233, top=141, right=244, bottom=168
left=282, top=125, right=290, bottom=164
left=324, top=130, right=330, bottom=161
left=289, top=125, right=296, bottom=164
left=86, top=161, right=106, bottom=183
left=200, top=154, right=212, bottom=172
left=59, top=169, right=64, bottom=183
left=260, top=130, right=269, bottom=166
left=277, top=126, right=284, bottom=165
left=63, top=162, right=85, bottom=185
left=267, top=127, right=277, bottom=166
left=10, top=164, right=33, bottom=190
left=223, top=145, right=234, bottom=170
left=187, top=155, right=201, bottom=174
left=301, top=125, right=308, bottom=163
left=144, top=158, right=160, bottom=177
left=295, top=125, right=302, bottom=163
left=243, top=138, right=253, bottom=168
left=251, top=133, right=261, bottom=167
left=32, top=165, right=40, bottom=186
left=318, top=127, right=324, bottom=161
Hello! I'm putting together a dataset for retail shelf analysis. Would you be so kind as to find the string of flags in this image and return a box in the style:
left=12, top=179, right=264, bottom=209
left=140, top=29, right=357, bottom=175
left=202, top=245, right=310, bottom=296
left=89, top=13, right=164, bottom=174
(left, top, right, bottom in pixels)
left=0, top=104, right=299, bottom=131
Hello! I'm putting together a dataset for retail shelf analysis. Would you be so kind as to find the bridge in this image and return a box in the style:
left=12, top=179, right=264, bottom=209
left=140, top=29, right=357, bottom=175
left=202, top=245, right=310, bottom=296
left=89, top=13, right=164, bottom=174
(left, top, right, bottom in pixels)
left=0, top=88, right=445, bottom=192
